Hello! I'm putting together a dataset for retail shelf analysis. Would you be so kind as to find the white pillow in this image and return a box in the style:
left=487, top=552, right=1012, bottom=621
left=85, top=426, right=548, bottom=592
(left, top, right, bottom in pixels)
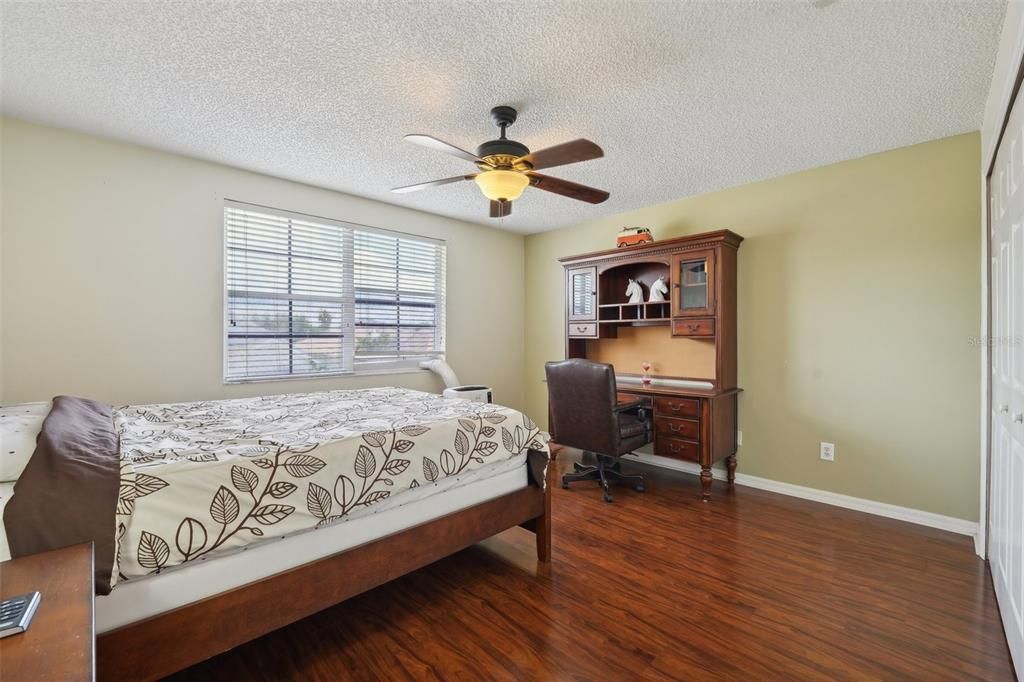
left=0, top=402, right=51, bottom=482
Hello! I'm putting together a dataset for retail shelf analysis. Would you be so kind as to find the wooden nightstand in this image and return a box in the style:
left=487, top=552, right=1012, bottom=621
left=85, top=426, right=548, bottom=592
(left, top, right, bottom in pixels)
left=0, top=543, right=95, bottom=681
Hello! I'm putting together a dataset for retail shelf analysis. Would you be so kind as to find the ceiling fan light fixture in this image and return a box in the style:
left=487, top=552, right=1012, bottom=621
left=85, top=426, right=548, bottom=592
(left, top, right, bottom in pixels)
left=474, top=169, right=529, bottom=202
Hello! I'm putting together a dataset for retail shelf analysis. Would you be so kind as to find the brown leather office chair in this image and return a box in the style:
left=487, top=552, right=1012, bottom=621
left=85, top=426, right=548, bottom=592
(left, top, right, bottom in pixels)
left=545, top=359, right=651, bottom=502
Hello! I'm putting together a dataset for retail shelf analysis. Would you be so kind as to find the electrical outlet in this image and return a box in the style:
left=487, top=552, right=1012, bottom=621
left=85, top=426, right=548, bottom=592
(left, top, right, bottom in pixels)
left=737, top=430, right=743, bottom=446
left=820, top=441, right=835, bottom=462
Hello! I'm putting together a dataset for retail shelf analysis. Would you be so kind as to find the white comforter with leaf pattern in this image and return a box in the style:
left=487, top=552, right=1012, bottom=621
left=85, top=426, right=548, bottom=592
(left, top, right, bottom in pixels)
left=112, top=387, right=546, bottom=585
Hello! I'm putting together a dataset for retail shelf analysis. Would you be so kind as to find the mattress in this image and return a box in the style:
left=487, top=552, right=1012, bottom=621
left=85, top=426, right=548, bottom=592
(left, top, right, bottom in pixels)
left=94, top=453, right=527, bottom=633
left=111, top=388, right=543, bottom=586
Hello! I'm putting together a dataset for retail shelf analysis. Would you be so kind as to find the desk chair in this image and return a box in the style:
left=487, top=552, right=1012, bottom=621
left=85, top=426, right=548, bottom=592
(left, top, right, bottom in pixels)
left=545, top=359, right=651, bottom=502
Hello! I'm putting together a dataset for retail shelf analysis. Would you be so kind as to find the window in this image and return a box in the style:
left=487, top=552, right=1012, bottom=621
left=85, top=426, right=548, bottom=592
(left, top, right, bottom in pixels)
left=224, top=201, right=446, bottom=382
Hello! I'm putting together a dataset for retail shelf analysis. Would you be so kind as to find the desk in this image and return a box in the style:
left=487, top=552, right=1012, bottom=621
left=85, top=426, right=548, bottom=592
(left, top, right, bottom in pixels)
left=557, top=230, right=744, bottom=501
left=0, top=543, right=95, bottom=681
left=616, top=384, right=741, bottom=500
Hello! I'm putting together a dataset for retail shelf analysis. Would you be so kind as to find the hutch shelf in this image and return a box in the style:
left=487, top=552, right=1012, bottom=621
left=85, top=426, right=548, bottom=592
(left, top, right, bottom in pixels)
left=557, top=230, right=743, bottom=500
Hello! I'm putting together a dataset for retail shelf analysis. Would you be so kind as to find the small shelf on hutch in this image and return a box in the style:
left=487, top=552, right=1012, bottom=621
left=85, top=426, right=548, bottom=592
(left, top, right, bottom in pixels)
left=598, top=301, right=671, bottom=325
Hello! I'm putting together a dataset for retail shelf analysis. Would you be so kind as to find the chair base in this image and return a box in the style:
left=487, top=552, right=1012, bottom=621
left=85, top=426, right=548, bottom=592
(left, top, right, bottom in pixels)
left=561, top=453, right=645, bottom=503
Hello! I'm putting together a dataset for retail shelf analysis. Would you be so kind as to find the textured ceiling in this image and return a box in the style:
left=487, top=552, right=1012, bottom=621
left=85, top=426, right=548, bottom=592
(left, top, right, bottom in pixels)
left=0, top=0, right=1006, bottom=233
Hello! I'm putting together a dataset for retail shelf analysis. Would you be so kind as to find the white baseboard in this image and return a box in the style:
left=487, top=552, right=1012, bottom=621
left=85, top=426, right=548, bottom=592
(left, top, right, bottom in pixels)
left=620, top=452, right=980, bottom=538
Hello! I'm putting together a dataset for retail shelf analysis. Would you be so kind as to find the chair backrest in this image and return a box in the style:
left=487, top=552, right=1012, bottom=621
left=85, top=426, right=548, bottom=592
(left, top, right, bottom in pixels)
left=545, top=358, right=618, bottom=455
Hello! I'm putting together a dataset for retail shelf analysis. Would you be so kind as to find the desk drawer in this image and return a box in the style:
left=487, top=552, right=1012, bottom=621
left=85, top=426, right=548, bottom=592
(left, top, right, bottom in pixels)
left=654, top=396, right=700, bottom=419
left=617, top=392, right=652, bottom=407
left=657, top=436, right=700, bottom=462
left=672, top=317, right=715, bottom=338
left=568, top=322, right=598, bottom=338
left=655, top=416, right=699, bottom=441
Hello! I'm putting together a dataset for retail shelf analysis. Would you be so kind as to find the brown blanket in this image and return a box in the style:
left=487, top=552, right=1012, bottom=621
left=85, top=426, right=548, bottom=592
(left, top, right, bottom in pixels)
left=3, top=396, right=119, bottom=594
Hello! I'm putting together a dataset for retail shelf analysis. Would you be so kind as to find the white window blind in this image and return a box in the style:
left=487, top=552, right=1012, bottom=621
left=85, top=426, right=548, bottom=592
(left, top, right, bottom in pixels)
left=224, top=201, right=446, bottom=382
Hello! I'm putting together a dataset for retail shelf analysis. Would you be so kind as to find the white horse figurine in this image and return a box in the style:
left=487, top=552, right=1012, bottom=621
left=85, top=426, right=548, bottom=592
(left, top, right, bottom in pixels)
left=648, top=276, right=669, bottom=302
left=625, top=278, right=644, bottom=304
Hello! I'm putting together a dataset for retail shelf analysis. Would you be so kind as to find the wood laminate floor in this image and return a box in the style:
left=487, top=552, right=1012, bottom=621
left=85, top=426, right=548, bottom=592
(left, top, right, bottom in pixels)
left=170, top=453, right=1014, bottom=681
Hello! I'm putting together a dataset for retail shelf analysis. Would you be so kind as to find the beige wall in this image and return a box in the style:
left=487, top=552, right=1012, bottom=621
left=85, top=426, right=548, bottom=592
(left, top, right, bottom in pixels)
left=0, top=118, right=984, bottom=520
left=0, top=118, right=526, bottom=409
left=525, top=133, right=982, bottom=521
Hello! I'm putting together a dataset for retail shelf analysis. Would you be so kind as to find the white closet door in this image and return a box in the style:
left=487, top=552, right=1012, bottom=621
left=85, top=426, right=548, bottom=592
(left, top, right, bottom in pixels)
left=990, top=78, right=1024, bottom=674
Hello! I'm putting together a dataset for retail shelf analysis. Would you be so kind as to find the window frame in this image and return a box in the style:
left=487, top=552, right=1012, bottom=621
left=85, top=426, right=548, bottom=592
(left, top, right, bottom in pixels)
left=222, top=200, right=447, bottom=384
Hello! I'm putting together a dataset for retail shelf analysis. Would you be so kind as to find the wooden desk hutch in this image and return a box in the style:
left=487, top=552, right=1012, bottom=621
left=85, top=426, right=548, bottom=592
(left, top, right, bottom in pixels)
left=558, top=230, right=743, bottom=500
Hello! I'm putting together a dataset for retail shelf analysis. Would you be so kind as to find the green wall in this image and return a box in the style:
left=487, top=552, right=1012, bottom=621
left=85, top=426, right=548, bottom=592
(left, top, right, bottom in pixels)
left=525, top=133, right=982, bottom=520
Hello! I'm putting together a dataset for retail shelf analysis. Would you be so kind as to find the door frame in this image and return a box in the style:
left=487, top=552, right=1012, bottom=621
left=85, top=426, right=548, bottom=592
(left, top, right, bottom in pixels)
left=982, top=4, right=1024, bottom=559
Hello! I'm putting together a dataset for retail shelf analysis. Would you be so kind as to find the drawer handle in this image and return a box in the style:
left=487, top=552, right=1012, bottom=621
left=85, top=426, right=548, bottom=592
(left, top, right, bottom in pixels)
left=1000, top=404, right=1010, bottom=413
left=669, top=443, right=686, bottom=454
left=686, top=323, right=699, bottom=331
left=1015, top=413, right=1024, bottom=424
left=668, top=403, right=682, bottom=412
left=669, top=423, right=685, bottom=433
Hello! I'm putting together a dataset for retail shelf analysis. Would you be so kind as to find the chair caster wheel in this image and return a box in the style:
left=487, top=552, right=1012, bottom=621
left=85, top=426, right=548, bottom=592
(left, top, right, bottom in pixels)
left=561, top=481, right=569, bottom=489
left=636, top=484, right=645, bottom=492
left=603, top=494, right=614, bottom=503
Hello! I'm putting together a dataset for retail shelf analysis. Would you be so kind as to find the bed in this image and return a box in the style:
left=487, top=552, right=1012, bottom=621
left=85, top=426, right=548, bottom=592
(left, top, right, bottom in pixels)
left=0, top=389, right=553, bottom=681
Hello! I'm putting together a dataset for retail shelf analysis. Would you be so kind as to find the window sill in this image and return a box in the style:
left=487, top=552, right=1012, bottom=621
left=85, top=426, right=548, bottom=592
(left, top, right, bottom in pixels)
left=224, top=366, right=433, bottom=386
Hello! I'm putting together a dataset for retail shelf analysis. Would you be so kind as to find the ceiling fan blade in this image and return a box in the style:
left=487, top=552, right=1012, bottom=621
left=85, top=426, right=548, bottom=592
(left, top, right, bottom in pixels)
left=404, top=134, right=485, bottom=164
left=489, top=200, right=512, bottom=218
left=517, top=139, right=603, bottom=171
left=391, top=174, right=476, bottom=194
left=527, top=172, right=609, bottom=204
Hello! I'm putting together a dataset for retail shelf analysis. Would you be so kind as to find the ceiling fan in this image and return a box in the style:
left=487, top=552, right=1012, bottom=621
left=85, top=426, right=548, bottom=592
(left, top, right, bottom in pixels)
left=391, top=106, right=609, bottom=218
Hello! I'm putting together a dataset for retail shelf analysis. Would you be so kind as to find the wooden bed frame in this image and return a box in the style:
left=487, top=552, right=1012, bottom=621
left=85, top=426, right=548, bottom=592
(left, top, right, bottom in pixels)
left=96, top=448, right=554, bottom=681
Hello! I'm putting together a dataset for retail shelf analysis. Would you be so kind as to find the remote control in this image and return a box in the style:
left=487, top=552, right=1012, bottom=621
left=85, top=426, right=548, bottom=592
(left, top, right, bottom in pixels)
left=0, top=592, right=41, bottom=638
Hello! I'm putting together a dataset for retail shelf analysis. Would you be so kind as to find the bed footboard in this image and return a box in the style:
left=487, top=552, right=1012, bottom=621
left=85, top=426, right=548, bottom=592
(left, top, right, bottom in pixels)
left=523, top=447, right=553, bottom=561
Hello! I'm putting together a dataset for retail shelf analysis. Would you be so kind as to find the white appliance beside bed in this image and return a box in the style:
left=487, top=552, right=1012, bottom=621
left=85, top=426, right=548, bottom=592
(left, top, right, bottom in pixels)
left=0, top=391, right=537, bottom=634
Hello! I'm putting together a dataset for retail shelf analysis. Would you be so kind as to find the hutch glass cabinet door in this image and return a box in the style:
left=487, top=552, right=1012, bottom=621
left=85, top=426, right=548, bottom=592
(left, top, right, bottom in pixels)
left=567, top=266, right=597, bottom=321
left=671, top=250, right=715, bottom=317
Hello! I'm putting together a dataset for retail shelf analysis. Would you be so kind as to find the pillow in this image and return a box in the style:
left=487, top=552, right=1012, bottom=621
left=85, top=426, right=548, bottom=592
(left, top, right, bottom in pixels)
left=0, top=402, right=51, bottom=482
